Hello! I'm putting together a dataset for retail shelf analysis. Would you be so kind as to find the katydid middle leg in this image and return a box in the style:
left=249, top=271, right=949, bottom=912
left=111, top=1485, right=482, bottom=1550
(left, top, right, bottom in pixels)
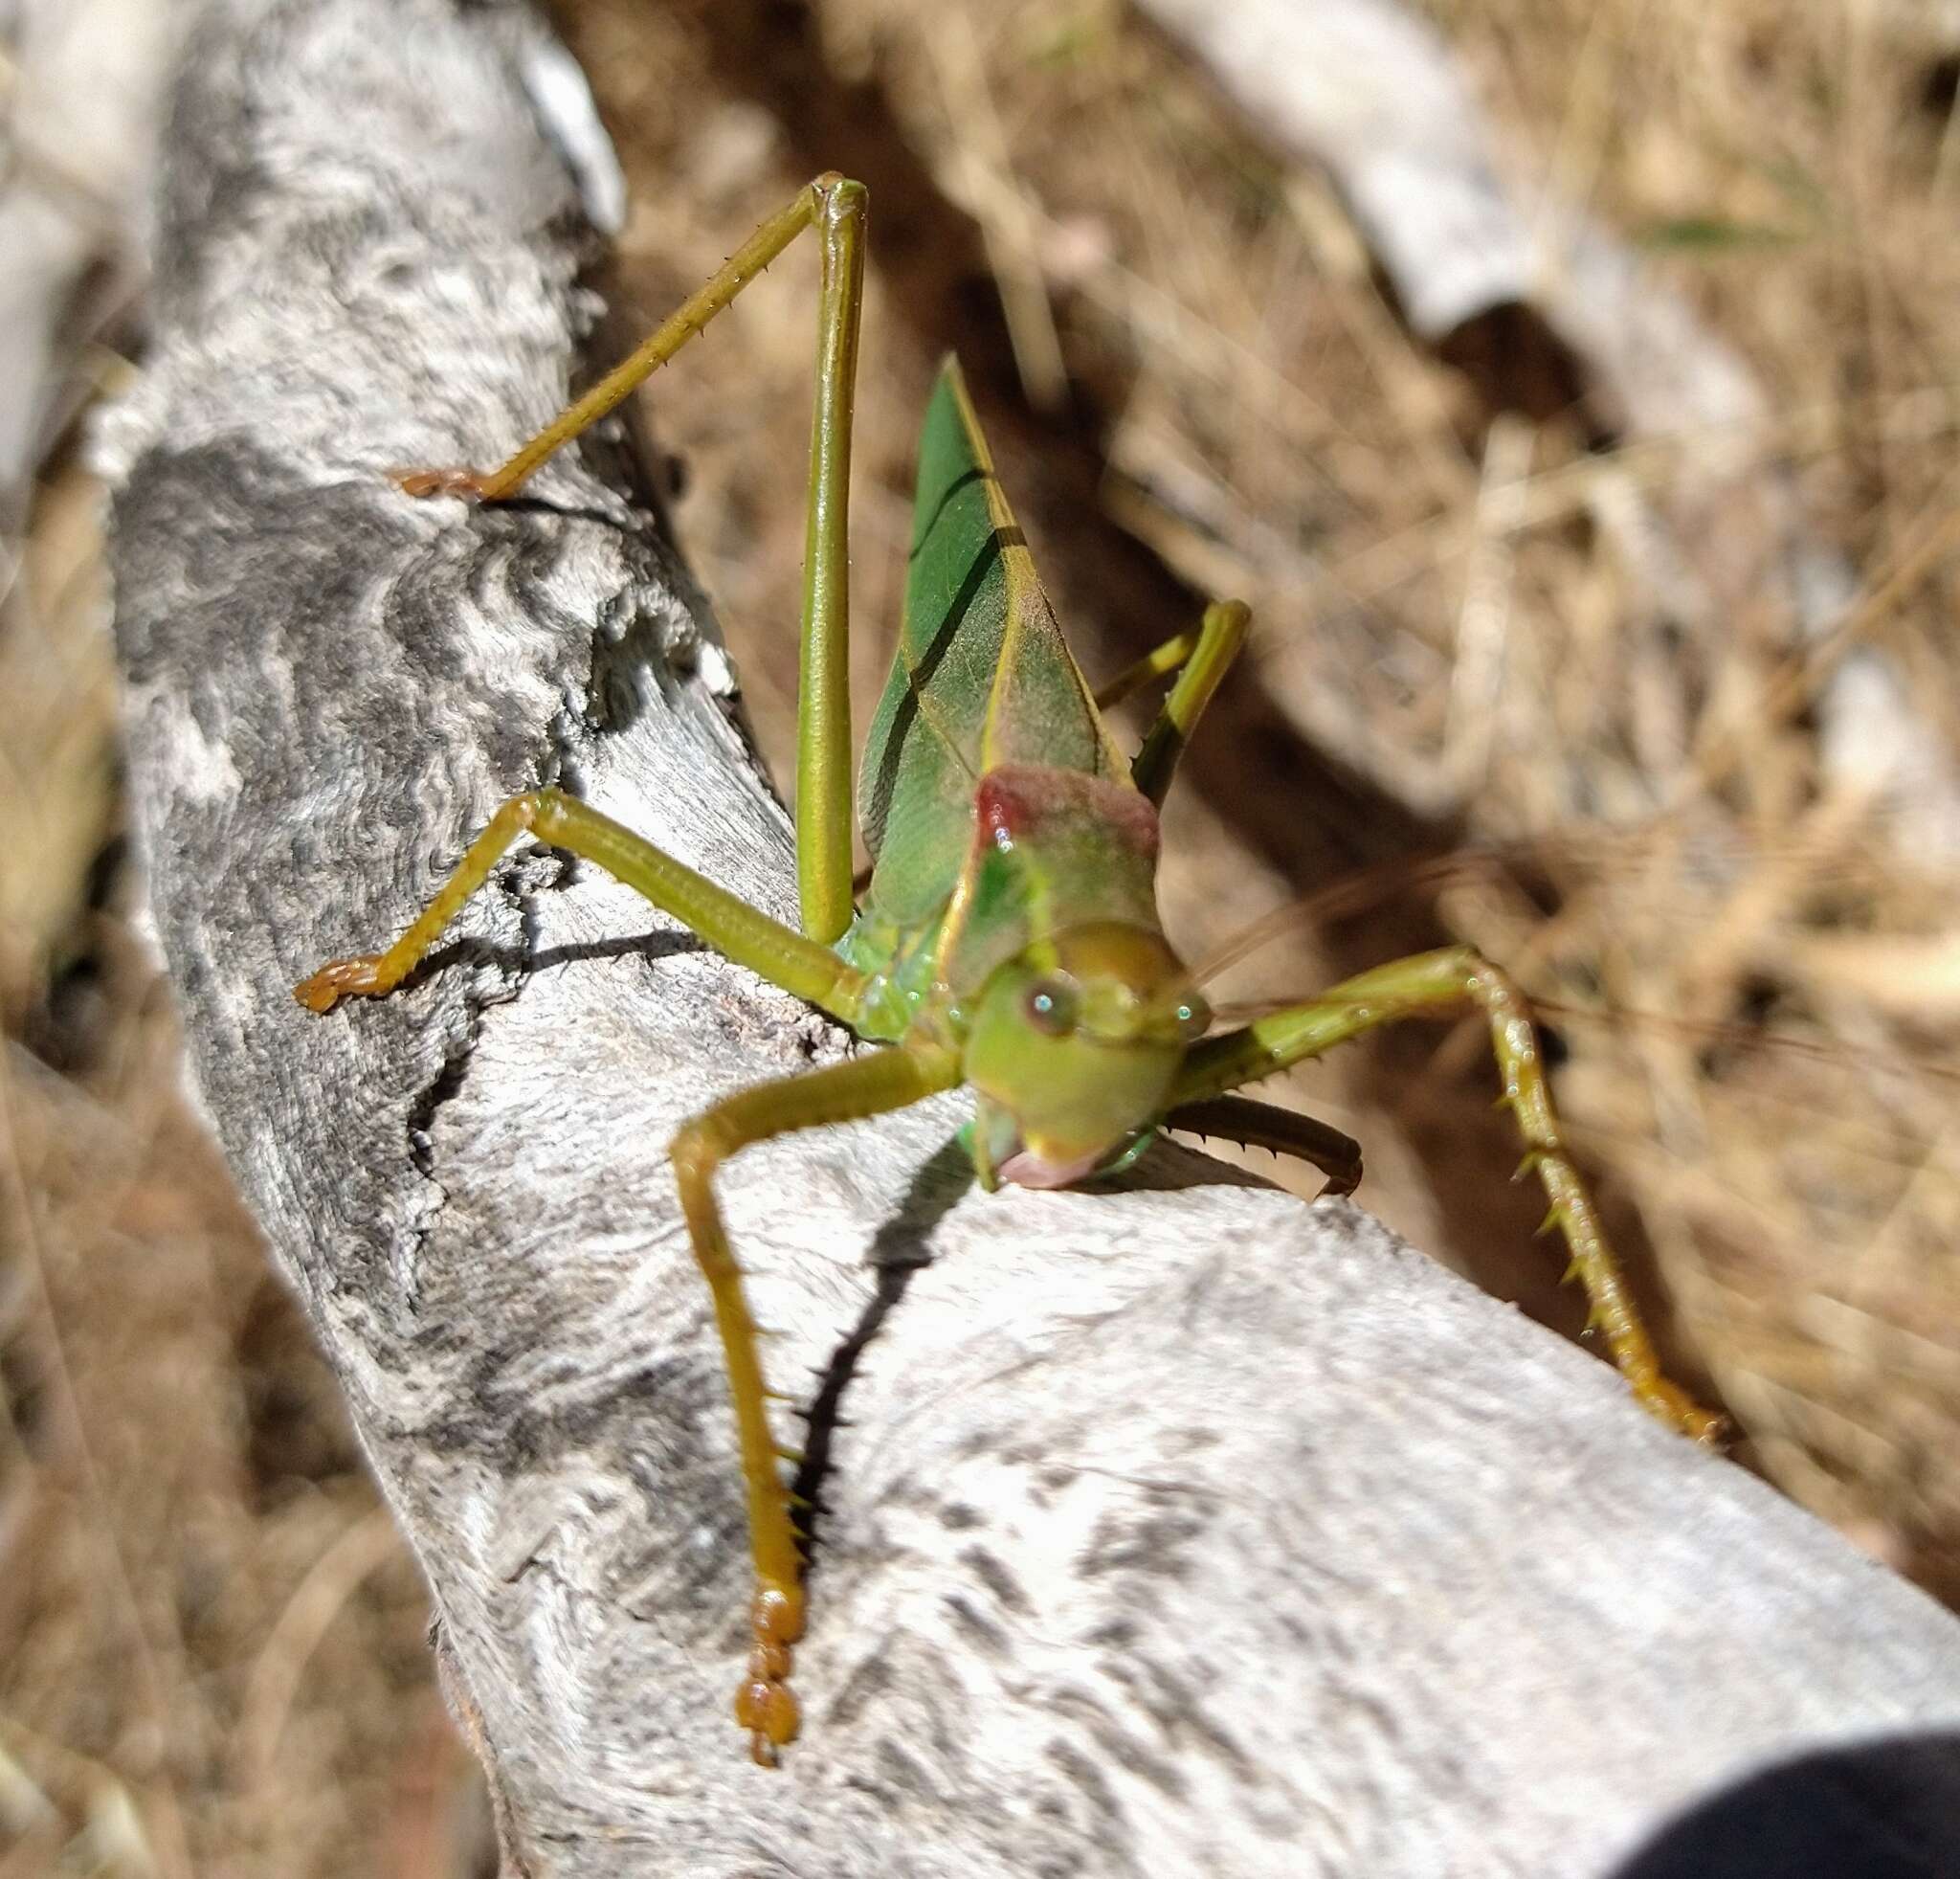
left=1164, top=1093, right=1364, bottom=1197
left=293, top=788, right=867, bottom=1019
left=1094, top=599, right=1250, bottom=806
left=1172, top=946, right=1723, bottom=1442
left=397, top=172, right=869, bottom=944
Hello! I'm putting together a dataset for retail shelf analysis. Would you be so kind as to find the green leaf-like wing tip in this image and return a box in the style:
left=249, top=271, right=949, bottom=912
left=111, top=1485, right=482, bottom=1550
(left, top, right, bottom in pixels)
left=856, top=357, right=1126, bottom=928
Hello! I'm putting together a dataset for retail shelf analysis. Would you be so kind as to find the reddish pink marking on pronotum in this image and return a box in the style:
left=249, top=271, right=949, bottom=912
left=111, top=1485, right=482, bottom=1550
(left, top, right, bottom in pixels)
left=976, top=764, right=1161, bottom=858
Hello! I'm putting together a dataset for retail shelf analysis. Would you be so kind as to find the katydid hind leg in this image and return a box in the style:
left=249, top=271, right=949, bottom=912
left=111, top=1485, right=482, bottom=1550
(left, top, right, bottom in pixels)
left=393, top=172, right=871, bottom=945
left=393, top=173, right=866, bottom=508
left=669, top=1042, right=961, bottom=1765
left=790, top=175, right=867, bottom=946
left=1172, top=946, right=1723, bottom=1443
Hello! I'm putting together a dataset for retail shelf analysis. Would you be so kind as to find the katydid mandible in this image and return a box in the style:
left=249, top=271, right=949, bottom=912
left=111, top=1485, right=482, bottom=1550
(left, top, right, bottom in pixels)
left=296, top=172, right=1721, bottom=1767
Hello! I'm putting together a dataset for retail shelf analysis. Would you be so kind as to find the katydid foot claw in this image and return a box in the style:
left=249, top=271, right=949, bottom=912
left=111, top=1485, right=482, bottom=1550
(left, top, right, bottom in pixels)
left=736, top=1657, right=800, bottom=1767
left=1637, top=1377, right=1727, bottom=1448
left=735, top=1584, right=804, bottom=1766
left=394, top=465, right=494, bottom=502
left=293, top=954, right=390, bottom=1013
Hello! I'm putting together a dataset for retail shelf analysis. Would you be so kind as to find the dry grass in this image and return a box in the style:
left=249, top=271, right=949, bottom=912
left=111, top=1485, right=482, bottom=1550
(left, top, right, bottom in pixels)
left=4, top=0, right=1958, bottom=1867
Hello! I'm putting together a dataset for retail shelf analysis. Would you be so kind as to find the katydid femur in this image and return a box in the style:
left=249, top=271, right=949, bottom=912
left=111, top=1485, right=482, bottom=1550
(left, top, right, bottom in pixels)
left=297, top=173, right=1720, bottom=1766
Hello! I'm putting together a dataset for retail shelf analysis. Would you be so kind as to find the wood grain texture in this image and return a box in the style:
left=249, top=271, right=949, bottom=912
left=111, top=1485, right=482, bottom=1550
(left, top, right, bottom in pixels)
left=100, top=1, right=1960, bottom=1873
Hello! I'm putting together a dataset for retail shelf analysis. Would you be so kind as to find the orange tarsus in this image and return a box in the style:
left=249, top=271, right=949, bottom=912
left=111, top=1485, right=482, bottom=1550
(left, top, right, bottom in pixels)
left=394, top=466, right=492, bottom=502
left=293, top=953, right=388, bottom=1013
left=735, top=1585, right=804, bottom=1763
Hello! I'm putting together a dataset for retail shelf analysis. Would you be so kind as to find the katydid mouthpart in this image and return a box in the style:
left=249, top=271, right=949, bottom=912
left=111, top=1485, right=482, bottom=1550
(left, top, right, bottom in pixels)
left=296, top=171, right=1722, bottom=1767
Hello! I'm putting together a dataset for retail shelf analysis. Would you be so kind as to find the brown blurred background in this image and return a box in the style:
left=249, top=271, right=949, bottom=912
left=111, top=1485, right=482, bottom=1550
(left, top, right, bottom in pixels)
left=5, top=0, right=1959, bottom=1869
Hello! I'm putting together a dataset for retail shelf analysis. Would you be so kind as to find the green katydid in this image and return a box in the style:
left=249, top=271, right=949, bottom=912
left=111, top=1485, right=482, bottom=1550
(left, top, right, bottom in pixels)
left=295, top=172, right=1721, bottom=1767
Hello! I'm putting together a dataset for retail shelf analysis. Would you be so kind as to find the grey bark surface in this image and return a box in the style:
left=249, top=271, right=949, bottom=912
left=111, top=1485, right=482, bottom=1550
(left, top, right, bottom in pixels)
left=100, top=2, right=1960, bottom=1874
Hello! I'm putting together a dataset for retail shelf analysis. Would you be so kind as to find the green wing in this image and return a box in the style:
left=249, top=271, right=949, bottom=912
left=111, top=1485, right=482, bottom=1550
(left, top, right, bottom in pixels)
left=858, top=357, right=1127, bottom=928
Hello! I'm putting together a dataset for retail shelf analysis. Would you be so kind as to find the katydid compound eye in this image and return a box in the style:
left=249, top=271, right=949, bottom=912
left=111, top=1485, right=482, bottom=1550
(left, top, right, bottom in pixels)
left=1024, top=978, right=1079, bottom=1036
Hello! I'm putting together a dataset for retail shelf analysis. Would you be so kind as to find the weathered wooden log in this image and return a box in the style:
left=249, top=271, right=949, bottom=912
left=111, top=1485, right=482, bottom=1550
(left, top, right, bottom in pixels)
left=100, top=1, right=1960, bottom=1873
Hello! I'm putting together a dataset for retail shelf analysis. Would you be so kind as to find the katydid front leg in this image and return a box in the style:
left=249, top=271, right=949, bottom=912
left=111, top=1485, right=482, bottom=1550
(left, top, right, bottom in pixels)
left=671, top=1041, right=959, bottom=1762
left=1174, top=947, right=1724, bottom=1443
left=295, top=790, right=956, bottom=1760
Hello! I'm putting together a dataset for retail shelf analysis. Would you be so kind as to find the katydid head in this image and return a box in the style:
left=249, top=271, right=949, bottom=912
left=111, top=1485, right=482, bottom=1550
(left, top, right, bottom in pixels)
left=962, top=921, right=1210, bottom=1189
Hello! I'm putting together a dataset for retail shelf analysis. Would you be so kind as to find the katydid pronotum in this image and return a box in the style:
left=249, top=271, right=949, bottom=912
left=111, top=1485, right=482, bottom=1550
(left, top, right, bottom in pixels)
left=296, top=173, right=1722, bottom=1766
